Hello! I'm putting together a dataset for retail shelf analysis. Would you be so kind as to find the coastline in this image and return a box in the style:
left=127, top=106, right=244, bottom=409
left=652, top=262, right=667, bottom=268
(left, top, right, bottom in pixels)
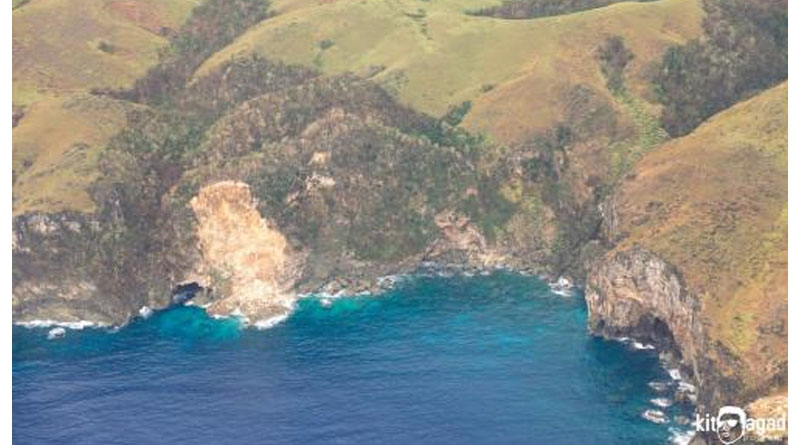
left=13, top=267, right=698, bottom=443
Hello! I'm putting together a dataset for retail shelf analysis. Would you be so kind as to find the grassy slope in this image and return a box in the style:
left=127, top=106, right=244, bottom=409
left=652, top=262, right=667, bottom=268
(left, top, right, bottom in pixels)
left=611, top=82, right=787, bottom=388
left=12, top=95, right=140, bottom=214
left=13, top=0, right=701, bottom=216
left=12, top=0, right=198, bottom=214
left=196, top=0, right=702, bottom=144
left=12, top=0, right=198, bottom=107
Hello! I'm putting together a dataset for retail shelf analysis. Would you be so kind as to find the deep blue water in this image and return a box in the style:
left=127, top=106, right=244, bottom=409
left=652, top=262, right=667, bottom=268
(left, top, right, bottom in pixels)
left=13, top=272, right=689, bottom=444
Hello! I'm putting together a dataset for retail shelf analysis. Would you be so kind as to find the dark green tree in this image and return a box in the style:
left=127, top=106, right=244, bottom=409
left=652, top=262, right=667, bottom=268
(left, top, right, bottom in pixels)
left=597, top=36, right=634, bottom=93
left=655, top=0, right=787, bottom=136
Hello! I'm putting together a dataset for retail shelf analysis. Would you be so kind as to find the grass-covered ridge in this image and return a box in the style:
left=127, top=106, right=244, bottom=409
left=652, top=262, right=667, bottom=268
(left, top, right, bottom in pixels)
left=12, top=0, right=271, bottom=216
left=608, top=82, right=787, bottom=395
left=196, top=0, right=702, bottom=144
left=12, top=0, right=198, bottom=108
left=12, top=0, right=702, bottom=221
left=467, top=0, right=658, bottom=20
left=12, top=95, right=138, bottom=214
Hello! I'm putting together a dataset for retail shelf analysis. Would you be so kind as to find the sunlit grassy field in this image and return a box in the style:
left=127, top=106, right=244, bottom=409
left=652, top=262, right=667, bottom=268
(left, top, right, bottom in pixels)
left=197, top=0, right=702, bottom=143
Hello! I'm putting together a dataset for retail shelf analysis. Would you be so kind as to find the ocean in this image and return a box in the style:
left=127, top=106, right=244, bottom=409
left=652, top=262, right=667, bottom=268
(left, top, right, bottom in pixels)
left=13, top=271, right=691, bottom=444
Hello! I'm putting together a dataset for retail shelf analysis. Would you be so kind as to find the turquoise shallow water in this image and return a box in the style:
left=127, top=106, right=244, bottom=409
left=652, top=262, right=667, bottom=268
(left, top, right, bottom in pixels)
left=13, top=272, right=689, bottom=444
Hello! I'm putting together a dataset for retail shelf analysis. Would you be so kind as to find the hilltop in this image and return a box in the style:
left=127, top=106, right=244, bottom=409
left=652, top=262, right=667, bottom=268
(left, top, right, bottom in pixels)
left=197, top=0, right=702, bottom=143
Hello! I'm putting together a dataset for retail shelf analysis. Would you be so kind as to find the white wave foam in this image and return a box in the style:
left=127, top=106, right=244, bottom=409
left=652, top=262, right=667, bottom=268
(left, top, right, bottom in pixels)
left=610, top=336, right=655, bottom=351
left=631, top=341, right=656, bottom=350
left=548, top=276, right=574, bottom=297
left=15, top=319, right=108, bottom=330
left=677, top=381, right=696, bottom=394
left=139, top=306, right=153, bottom=319
left=377, top=274, right=405, bottom=287
left=642, top=409, right=669, bottom=424
left=650, top=397, right=673, bottom=408
left=648, top=381, right=671, bottom=392
left=253, top=313, right=289, bottom=330
left=668, top=428, right=695, bottom=445
left=46, top=327, right=66, bottom=340
left=208, top=307, right=253, bottom=327
left=230, top=307, right=245, bottom=318
left=675, top=381, right=698, bottom=404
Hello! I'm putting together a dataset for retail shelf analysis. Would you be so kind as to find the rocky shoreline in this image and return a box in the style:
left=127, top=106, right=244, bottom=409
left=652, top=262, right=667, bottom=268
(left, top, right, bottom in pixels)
left=12, top=54, right=786, bottom=445
left=12, top=170, right=787, bottom=444
left=14, top=215, right=786, bottom=444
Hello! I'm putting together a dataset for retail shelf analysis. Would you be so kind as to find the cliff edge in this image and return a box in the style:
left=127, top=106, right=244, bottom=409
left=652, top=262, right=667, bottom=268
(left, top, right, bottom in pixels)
left=586, top=83, right=787, bottom=431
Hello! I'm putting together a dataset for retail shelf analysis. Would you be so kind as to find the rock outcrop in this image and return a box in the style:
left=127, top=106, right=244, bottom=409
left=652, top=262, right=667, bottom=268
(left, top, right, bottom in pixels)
left=12, top=57, right=561, bottom=325
left=187, top=181, right=304, bottom=321
left=586, top=247, right=703, bottom=376
left=585, top=84, right=787, bottom=423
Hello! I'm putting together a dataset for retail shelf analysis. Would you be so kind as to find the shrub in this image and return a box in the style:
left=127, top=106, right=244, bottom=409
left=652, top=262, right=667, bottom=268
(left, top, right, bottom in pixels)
left=654, top=0, right=787, bottom=136
left=596, top=36, right=633, bottom=93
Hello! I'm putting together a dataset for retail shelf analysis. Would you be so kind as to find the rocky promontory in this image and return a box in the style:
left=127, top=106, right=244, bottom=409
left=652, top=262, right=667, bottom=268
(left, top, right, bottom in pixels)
left=12, top=56, right=559, bottom=327
left=585, top=83, right=788, bottom=441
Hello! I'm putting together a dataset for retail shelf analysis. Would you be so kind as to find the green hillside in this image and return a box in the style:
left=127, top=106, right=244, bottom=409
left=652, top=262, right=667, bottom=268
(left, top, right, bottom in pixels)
left=12, top=0, right=198, bottom=107
left=608, top=82, right=787, bottom=400
left=196, top=0, right=702, bottom=143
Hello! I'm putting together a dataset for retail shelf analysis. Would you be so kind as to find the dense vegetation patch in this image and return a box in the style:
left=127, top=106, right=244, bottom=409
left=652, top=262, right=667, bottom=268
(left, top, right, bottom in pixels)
left=468, top=0, right=656, bottom=20
left=89, top=46, right=538, bottom=291
left=596, top=36, right=633, bottom=94
left=655, top=0, right=787, bottom=136
left=105, top=0, right=271, bottom=104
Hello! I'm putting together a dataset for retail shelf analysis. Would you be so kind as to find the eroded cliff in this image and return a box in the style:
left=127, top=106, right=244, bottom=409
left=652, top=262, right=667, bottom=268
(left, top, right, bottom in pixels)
left=586, top=83, right=787, bottom=428
left=12, top=55, right=561, bottom=324
left=187, top=181, right=303, bottom=321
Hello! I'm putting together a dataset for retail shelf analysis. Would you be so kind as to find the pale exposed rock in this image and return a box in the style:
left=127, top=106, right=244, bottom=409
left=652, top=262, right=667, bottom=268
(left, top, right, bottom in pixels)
left=432, top=210, right=487, bottom=253
left=308, top=151, right=330, bottom=166
left=64, top=221, right=82, bottom=232
left=422, top=210, right=515, bottom=270
left=189, top=181, right=304, bottom=321
left=745, top=393, right=788, bottom=442
left=586, top=248, right=705, bottom=400
left=306, top=172, right=336, bottom=190
left=28, top=214, right=59, bottom=235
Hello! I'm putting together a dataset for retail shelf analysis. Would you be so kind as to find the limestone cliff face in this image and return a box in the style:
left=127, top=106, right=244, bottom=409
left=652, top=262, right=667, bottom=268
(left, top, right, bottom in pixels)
left=187, top=181, right=304, bottom=321
left=12, top=213, right=110, bottom=323
left=424, top=211, right=496, bottom=266
left=587, top=247, right=788, bottom=444
left=586, top=248, right=702, bottom=365
left=586, top=248, right=710, bottom=396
